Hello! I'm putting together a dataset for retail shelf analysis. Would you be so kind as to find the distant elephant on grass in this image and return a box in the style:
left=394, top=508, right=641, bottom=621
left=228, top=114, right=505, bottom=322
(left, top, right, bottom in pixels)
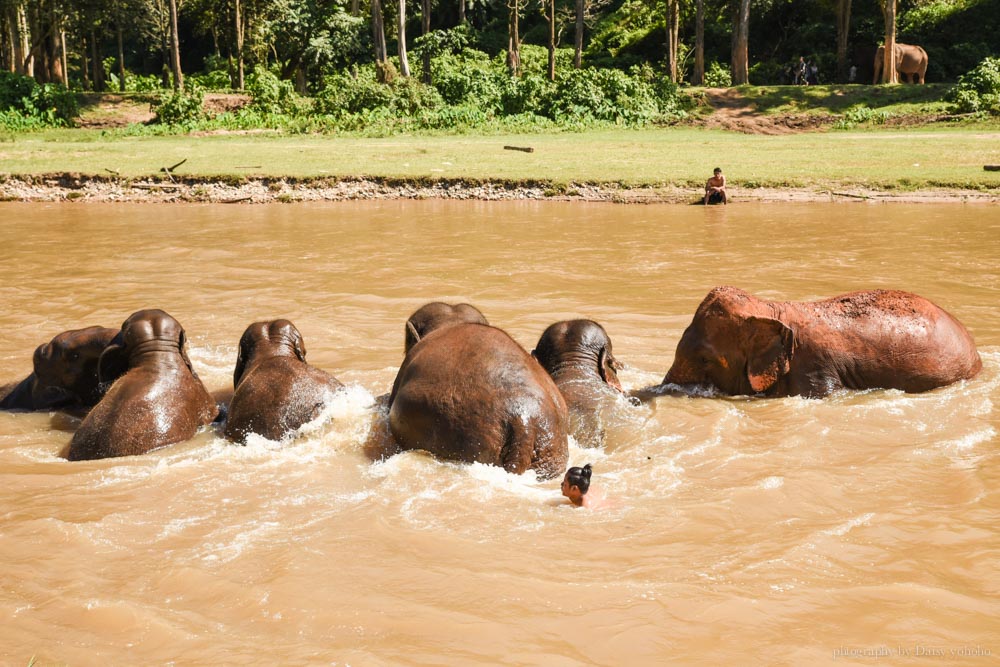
left=224, top=320, right=344, bottom=443
left=532, top=319, right=626, bottom=448
left=660, top=286, right=981, bottom=398
left=0, top=326, right=117, bottom=411
left=388, top=302, right=569, bottom=479
left=68, top=309, right=218, bottom=461
left=873, top=43, right=928, bottom=84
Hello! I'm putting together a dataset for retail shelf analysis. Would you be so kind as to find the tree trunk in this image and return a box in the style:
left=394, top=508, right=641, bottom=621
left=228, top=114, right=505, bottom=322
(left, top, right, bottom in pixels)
left=836, top=0, right=851, bottom=82
left=1, top=11, right=12, bottom=72
left=422, top=0, right=431, bottom=83
left=665, top=0, right=679, bottom=82
left=351, top=0, right=360, bottom=16
left=90, top=30, right=104, bottom=92
left=506, top=0, right=520, bottom=76
left=881, top=0, right=897, bottom=84
left=81, top=33, right=90, bottom=90
left=398, top=0, right=410, bottom=77
left=47, top=0, right=63, bottom=85
left=117, top=24, right=126, bottom=91
left=371, top=0, right=388, bottom=63
left=693, top=0, right=704, bottom=84
left=546, top=0, right=555, bottom=81
left=458, top=0, right=465, bottom=24
left=731, top=0, right=749, bottom=85
left=234, top=0, right=245, bottom=89
left=17, top=1, right=31, bottom=76
left=573, top=0, right=583, bottom=68
left=60, top=28, right=67, bottom=86
left=168, top=0, right=183, bottom=90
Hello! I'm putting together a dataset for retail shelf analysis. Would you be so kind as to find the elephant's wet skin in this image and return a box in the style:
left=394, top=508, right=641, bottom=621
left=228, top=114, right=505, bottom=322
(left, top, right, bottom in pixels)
left=403, top=301, right=489, bottom=354
left=224, top=320, right=344, bottom=443
left=532, top=319, right=627, bottom=448
left=661, top=286, right=981, bottom=398
left=389, top=322, right=569, bottom=479
left=67, top=309, right=218, bottom=461
left=0, top=326, right=118, bottom=412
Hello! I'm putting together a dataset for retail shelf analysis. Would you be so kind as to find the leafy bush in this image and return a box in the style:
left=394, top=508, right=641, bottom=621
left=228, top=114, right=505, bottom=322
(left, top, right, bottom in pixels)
left=125, top=72, right=164, bottom=92
left=947, top=57, right=1000, bottom=114
left=833, top=104, right=892, bottom=129
left=246, top=66, right=300, bottom=114
left=703, top=61, right=732, bottom=87
left=151, top=87, right=205, bottom=125
left=190, top=69, right=233, bottom=90
left=0, top=72, right=77, bottom=126
left=316, top=68, right=442, bottom=116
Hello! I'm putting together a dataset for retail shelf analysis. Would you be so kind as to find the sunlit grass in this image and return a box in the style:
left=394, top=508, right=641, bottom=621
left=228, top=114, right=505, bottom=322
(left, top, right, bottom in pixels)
left=1, top=125, right=998, bottom=191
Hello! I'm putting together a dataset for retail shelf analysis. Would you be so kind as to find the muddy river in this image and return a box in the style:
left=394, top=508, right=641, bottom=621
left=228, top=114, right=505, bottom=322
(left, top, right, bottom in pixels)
left=0, top=201, right=997, bottom=665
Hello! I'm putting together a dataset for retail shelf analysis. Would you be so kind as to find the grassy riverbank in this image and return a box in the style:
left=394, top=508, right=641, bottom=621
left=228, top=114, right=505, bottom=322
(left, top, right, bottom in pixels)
left=2, top=125, right=999, bottom=196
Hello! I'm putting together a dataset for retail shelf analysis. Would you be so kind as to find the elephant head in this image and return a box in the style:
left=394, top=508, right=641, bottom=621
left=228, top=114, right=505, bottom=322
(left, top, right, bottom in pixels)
left=0, top=326, right=118, bottom=410
left=234, top=319, right=307, bottom=388
left=403, top=302, right=489, bottom=354
left=532, top=319, right=623, bottom=392
left=664, top=287, right=796, bottom=395
left=98, top=309, right=196, bottom=387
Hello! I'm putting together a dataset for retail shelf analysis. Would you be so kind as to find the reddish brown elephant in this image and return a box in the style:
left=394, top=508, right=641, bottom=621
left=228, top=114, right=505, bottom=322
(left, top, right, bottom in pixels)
left=532, top=319, right=625, bottom=448
left=224, top=320, right=344, bottom=443
left=662, top=287, right=981, bottom=398
left=388, top=303, right=569, bottom=479
left=0, top=326, right=117, bottom=411
left=68, top=309, right=218, bottom=461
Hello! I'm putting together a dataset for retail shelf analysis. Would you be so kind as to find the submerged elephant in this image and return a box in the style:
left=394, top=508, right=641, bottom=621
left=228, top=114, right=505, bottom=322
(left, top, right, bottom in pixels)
left=68, top=309, right=218, bottom=461
left=532, top=319, right=625, bottom=448
left=661, top=286, right=981, bottom=398
left=873, top=43, right=928, bottom=84
left=224, top=320, right=344, bottom=443
left=0, top=326, right=117, bottom=411
left=388, top=302, right=569, bottom=479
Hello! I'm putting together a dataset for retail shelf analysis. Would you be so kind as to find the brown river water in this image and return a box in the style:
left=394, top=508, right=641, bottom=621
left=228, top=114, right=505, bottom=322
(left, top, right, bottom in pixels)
left=0, top=201, right=998, bottom=665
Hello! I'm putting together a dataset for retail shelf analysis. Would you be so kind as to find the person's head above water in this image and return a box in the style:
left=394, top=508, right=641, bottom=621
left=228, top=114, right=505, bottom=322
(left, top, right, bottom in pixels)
left=561, top=464, right=593, bottom=506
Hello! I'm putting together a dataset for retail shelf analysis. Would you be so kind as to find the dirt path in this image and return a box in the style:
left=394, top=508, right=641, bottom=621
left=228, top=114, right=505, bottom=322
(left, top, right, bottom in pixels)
left=698, top=88, right=834, bottom=134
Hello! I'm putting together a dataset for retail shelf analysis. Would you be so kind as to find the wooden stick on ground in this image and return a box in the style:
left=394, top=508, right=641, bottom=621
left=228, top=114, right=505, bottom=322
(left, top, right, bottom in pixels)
left=503, top=145, right=534, bottom=153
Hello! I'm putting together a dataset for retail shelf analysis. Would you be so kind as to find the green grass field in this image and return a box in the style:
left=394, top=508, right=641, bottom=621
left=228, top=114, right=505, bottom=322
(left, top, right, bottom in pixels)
left=2, top=124, right=999, bottom=191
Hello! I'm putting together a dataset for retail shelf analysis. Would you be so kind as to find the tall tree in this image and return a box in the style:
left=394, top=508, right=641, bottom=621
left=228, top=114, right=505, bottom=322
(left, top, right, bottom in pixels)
left=541, top=0, right=555, bottom=80
left=420, top=0, right=429, bottom=83
left=573, top=0, right=582, bottom=67
left=693, top=0, right=703, bottom=84
left=665, top=0, right=678, bottom=82
left=234, top=0, right=244, bottom=88
left=168, top=0, right=182, bottom=88
left=835, top=0, right=850, bottom=82
left=371, top=0, right=387, bottom=65
left=879, top=0, right=896, bottom=83
left=506, top=0, right=521, bottom=76
left=730, top=0, right=748, bottom=85
left=398, top=0, right=410, bottom=76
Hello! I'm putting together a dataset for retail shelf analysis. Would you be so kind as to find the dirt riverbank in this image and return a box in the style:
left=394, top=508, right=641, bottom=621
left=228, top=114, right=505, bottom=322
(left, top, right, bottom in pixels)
left=1, top=173, right=996, bottom=204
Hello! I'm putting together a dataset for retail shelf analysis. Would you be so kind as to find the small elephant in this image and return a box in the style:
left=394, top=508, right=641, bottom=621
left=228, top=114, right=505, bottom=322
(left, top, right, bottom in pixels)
left=873, top=43, right=928, bottom=84
left=224, top=320, right=344, bottom=443
left=388, top=302, right=569, bottom=479
left=661, top=286, right=981, bottom=398
left=532, top=319, right=625, bottom=448
left=0, top=326, right=117, bottom=411
left=68, top=309, right=218, bottom=461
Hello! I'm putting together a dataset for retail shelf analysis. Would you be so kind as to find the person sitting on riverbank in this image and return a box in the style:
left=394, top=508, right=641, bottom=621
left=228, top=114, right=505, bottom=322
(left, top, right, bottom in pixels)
left=704, top=167, right=727, bottom=205
left=561, top=464, right=594, bottom=508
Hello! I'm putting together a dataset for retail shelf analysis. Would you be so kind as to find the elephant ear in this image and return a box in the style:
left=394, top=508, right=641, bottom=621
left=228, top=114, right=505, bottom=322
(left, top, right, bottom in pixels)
left=404, top=320, right=421, bottom=355
left=233, top=340, right=248, bottom=389
left=97, top=332, right=129, bottom=387
left=598, top=346, right=623, bottom=392
left=178, top=328, right=197, bottom=378
left=744, top=316, right=795, bottom=394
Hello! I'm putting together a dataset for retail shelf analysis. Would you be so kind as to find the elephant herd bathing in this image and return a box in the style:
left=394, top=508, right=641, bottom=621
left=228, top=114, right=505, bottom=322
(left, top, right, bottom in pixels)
left=0, top=288, right=983, bottom=479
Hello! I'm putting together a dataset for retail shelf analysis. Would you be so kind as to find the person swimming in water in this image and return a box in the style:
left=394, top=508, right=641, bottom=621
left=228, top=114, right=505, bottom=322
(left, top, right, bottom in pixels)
left=561, top=464, right=593, bottom=508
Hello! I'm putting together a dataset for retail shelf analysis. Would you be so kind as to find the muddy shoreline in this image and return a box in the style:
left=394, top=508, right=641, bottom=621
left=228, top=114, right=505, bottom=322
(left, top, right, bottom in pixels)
left=1, top=173, right=996, bottom=204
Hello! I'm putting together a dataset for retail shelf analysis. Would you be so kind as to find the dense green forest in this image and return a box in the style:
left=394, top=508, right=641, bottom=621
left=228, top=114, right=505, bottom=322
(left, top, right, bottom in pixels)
left=0, top=0, right=998, bottom=131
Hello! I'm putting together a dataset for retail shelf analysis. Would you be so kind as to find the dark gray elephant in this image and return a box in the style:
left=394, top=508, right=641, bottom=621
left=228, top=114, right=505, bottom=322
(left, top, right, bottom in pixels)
left=388, top=302, right=569, bottom=479
left=0, top=326, right=117, bottom=411
left=224, top=320, right=344, bottom=443
left=659, top=286, right=982, bottom=398
left=68, top=309, right=218, bottom=461
left=532, top=319, right=626, bottom=448
left=873, top=43, right=928, bottom=84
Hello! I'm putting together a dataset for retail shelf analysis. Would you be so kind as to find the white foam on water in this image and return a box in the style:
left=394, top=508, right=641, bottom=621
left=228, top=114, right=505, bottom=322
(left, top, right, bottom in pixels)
left=758, top=475, right=784, bottom=490
left=822, top=512, right=875, bottom=537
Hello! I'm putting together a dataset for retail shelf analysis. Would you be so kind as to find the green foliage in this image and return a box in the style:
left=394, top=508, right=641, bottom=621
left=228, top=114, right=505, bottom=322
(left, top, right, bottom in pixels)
left=832, top=105, right=892, bottom=130
left=246, top=67, right=301, bottom=114
left=190, top=70, right=233, bottom=90
left=0, top=72, right=77, bottom=127
left=315, top=68, right=443, bottom=116
left=124, top=72, right=164, bottom=93
left=703, top=62, right=732, bottom=88
left=948, top=57, right=1000, bottom=114
left=151, top=87, right=205, bottom=125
